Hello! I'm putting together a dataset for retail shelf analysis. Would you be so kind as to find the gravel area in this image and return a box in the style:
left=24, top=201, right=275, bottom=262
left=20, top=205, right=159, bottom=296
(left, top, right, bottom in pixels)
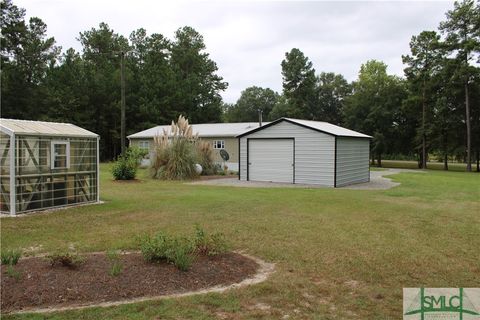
left=189, top=169, right=425, bottom=190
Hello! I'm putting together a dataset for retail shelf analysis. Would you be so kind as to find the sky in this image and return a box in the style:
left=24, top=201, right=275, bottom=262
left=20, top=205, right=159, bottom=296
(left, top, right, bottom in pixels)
left=16, top=0, right=454, bottom=103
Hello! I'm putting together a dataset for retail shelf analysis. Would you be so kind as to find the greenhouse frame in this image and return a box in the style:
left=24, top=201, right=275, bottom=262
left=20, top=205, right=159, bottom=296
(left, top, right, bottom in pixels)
left=0, top=119, right=99, bottom=215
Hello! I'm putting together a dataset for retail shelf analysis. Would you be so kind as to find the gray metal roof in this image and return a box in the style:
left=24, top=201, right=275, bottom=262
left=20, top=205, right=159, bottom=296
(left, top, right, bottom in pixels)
left=128, top=122, right=267, bottom=139
left=237, top=118, right=372, bottom=138
left=0, top=118, right=98, bottom=137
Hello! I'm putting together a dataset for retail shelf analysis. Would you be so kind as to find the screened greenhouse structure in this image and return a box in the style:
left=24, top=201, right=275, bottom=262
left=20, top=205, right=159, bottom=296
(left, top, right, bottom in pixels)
left=0, top=119, right=99, bottom=215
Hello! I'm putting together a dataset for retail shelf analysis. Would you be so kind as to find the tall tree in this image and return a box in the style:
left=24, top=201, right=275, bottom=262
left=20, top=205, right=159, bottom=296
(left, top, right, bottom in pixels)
left=315, top=72, right=351, bottom=125
left=402, top=31, right=443, bottom=169
left=430, top=57, right=465, bottom=170
left=128, top=29, right=175, bottom=130
left=344, top=60, right=407, bottom=166
left=224, top=86, right=279, bottom=122
left=170, top=26, right=228, bottom=123
left=78, top=22, right=130, bottom=160
left=1, top=0, right=60, bottom=119
left=281, top=48, right=317, bottom=119
left=44, top=48, right=89, bottom=124
left=439, top=0, right=480, bottom=171
left=268, top=95, right=294, bottom=120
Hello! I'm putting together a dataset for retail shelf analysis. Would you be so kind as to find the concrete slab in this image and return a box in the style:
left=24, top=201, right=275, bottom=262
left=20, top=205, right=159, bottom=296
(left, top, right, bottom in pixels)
left=188, top=169, right=425, bottom=190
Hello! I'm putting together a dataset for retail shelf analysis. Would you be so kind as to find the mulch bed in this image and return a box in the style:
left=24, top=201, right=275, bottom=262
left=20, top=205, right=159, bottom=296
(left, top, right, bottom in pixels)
left=1, top=252, right=258, bottom=313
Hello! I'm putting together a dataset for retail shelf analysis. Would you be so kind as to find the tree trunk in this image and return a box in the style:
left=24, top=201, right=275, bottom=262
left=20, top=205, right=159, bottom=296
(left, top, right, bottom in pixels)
left=422, top=83, right=427, bottom=169
left=377, top=153, right=382, bottom=167
left=371, top=153, right=375, bottom=166
left=443, top=132, right=448, bottom=170
left=120, top=51, right=126, bottom=155
left=465, top=82, right=471, bottom=172
left=476, top=149, right=479, bottom=172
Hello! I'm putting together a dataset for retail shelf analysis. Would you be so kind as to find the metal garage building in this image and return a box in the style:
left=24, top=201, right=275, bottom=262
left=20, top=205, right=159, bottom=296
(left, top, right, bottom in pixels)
left=0, top=119, right=99, bottom=215
left=237, top=118, right=372, bottom=187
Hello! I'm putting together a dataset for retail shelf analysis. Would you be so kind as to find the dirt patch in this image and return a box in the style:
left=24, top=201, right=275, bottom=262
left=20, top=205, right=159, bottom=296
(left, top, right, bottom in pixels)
left=1, top=252, right=258, bottom=314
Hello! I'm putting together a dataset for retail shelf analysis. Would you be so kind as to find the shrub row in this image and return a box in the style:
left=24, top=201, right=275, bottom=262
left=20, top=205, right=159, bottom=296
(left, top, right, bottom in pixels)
left=138, top=226, right=228, bottom=271
left=2, top=227, right=228, bottom=275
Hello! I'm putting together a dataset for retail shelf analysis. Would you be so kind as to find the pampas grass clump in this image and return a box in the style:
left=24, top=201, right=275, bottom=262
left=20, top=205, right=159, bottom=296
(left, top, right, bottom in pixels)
left=196, top=140, right=217, bottom=175
left=150, top=115, right=200, bottom=180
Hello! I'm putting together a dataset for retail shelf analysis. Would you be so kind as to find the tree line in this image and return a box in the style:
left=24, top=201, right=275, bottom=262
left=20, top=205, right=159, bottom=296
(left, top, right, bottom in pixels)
left=225, top=1, right=480, bottom=171
left=1, top=0, right=227, bottom=160
left=1, top=0, right=479, bottom=170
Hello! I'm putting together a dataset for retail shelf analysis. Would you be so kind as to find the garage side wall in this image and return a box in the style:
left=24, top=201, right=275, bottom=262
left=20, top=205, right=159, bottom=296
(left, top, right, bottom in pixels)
left=239, top=121, right=335, bottom=186
left=335, top=137, right=370, bottom=187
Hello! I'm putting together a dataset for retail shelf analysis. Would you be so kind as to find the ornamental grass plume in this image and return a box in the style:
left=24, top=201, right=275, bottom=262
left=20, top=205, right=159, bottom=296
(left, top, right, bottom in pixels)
left=150, top=115, right=199, bottom=180
left=196, top=140, right=217, bottom=175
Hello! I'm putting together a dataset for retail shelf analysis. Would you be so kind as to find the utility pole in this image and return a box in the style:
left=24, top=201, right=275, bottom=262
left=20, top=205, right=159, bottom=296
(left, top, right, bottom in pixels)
left=465, top=81, right=471, bottom=172
left=120, top=51, right=126, bottom=154
left=422, top=80, right=427, bottom=170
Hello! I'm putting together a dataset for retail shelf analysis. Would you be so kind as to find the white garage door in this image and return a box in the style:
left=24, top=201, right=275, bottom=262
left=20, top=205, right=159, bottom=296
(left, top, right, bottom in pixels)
left=248, top=139, right=294, bottom=183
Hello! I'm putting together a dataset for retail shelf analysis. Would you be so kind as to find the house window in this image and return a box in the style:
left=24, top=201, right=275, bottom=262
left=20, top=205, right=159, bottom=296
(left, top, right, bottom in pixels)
left=138, top=141, right=150, bottom=150
left=213, top=140, right=225, bottom=149
left=51, top=141, right=70, bottom=169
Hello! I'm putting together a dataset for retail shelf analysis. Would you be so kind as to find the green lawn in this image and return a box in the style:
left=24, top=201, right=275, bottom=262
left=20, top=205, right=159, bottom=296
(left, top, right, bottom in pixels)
left=1, top=164, right=479, bottom=319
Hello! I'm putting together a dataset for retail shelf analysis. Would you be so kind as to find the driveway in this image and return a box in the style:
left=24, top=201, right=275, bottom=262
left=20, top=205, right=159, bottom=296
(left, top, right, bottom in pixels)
left=188, top=168, right=424, bottom=190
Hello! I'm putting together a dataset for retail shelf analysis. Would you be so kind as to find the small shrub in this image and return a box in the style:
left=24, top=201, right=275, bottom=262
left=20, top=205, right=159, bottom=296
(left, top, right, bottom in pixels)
left=112, top=154, right=137, bottom=180
left=6, top=265, right=21, bottom=281
left=138, top=232, right=194, bottom=271
left=47, top=251, right=85, bottom=268
left=139, top=227, right=229, bottom=271
left=168, top=238, right=195, bottom=271
left=1, top=249, right=21, bottom=265
left=106, top=250, right=123, bottom=276
left=112, top=146, right=147, bottom=180
left=109, top=262, right=122, bottom=276
left=138, top=232, right=172, bottom=263
left=193, top=226, right=229, bottom=256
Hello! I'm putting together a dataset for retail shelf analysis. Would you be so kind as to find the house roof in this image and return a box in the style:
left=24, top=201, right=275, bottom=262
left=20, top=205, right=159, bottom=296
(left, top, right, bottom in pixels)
left=0, top=118, right=99, bottom=137
left=128, top=122, right=267, bottom=139
left=236, top=118, right=372, bottom=138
